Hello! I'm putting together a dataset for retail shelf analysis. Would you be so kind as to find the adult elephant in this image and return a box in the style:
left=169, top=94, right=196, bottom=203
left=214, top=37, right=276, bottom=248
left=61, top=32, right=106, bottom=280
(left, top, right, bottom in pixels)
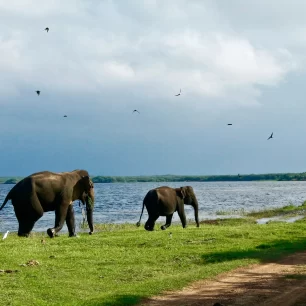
left=136, top=186, right=200, bottom=231
left=0, top=169, right=95, bottom=238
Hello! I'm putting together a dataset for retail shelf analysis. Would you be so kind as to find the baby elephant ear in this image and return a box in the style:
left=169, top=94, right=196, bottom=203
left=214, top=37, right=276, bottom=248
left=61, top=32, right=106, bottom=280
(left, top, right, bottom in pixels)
left=180, top=187, right=186, bottom=199
left=176, top=187, right=186, bottom=199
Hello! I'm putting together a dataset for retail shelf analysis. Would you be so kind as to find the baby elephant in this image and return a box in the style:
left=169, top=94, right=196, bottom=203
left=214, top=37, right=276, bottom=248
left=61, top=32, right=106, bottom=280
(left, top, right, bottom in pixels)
left=136, top=186, right=200, bottom=231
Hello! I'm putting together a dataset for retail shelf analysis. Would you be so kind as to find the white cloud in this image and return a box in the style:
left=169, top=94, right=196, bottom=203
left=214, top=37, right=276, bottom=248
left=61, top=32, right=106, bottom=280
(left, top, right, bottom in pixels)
left=0, top=0, right=301, bottom=106
left=0, top=0, right=85, bottom=16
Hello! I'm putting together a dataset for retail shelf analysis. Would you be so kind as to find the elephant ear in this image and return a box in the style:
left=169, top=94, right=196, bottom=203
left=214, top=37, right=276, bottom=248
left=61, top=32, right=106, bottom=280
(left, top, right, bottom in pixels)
left=176, top=187, right=186, bottom=199
left=82, top=175, right=93, bottom=189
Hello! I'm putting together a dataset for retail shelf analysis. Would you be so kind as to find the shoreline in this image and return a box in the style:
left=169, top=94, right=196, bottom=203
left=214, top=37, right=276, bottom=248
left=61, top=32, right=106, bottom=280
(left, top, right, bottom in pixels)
left=2, top=202, right=306, bottom=234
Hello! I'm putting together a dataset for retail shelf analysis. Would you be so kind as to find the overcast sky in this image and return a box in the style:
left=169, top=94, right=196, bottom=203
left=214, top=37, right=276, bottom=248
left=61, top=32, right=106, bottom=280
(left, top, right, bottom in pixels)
left=1, top=0, right=306, bottom=176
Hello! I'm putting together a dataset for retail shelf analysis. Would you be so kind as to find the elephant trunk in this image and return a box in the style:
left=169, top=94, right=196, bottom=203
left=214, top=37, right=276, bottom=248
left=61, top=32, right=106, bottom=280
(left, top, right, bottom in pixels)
left=192, top=197, right=200, bottom=227
left=85, top=188, right=95, bottom=234
left=86, top=207, right=94, bottom=233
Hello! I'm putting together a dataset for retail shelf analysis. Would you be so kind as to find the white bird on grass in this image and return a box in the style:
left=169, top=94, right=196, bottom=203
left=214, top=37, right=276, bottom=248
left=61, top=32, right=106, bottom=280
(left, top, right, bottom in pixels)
left=2, top=231, right=9, bottom=240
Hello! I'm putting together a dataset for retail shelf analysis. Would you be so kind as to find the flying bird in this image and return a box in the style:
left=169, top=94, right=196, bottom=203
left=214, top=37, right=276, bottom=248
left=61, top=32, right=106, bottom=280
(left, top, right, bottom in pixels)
left=227, top=124, right=232, bottom=126
left=267, top=132, right=273, bottom=140
left=45, top=27, right=49, bottom=32
left=36, top=90, right=40, bottom=96
left=63, top=115, right=67, bottom=118
left=2, top=231, right=9, bottom=240
left=133, top=110, right=140, bottom=114
left=175, top=89, right=181, bottom=96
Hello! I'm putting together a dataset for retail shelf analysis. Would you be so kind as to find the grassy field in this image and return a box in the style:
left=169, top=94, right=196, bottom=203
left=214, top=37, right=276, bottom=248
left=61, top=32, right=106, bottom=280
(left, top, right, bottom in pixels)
left=1, top=206, right=306, bottom=306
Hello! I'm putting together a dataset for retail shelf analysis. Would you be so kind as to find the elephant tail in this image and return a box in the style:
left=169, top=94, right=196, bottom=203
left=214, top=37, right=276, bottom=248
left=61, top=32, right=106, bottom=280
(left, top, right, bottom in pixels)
left=0, top=192, right=11, bottom=211
left=136, top=201, right=145, bottom=227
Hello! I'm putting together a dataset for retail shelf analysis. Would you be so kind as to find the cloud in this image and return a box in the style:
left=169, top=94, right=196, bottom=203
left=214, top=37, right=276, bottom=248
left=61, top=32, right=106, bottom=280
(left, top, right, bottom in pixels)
left=0, top=0, right=299, bottom=106
left=0, top=1, right=306, bottom=176
left=0, top=0, right=85, bottom=17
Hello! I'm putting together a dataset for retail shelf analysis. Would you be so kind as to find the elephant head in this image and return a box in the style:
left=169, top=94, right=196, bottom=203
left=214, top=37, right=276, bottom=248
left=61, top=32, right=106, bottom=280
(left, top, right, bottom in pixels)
left=77, top=175, right=95, bottom=234
left=176, top=186, right=200, bottom=227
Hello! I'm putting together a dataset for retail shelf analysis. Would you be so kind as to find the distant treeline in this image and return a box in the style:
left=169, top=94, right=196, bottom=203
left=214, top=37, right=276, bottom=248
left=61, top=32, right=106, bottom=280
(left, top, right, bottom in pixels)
left=1, top=173, right=306, bottom=184
left=90, top=173, right=306, bottom=183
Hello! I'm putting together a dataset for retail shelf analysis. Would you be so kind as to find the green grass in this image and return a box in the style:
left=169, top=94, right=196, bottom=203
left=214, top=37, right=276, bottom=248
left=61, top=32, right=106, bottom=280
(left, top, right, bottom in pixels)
left=215, top=201, right=306, bottom=219
left=216, top=208, right=247, bottom=216
left=246, top=201, right=306, bottom=218
left=1, top=217, right=306, bottom=306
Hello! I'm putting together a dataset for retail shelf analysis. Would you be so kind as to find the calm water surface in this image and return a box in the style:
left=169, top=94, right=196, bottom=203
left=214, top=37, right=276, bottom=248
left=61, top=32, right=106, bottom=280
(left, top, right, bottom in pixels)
left=1, top=181, right=306, bottom=234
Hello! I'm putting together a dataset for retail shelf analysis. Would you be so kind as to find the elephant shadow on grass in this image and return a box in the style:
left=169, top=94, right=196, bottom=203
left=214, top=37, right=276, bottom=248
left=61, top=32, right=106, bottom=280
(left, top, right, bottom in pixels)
left=80, top=294, right=142, bottom=306
left=202, top=238, right=306, bottom=265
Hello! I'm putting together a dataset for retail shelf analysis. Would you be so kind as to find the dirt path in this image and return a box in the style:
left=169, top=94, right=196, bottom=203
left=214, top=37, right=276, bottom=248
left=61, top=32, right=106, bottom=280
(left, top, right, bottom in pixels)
left=139, top=251, right=306, bottom=306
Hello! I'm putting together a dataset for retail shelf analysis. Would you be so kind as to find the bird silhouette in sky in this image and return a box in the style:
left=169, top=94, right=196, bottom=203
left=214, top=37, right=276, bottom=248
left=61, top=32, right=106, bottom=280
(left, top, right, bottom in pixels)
left=267, top=132, right=273, bottom=140
left=63, top=115, right=67, bottom=118
left=133, top=110, right=140, bottom=114
left=175, top=89, right=181, bottom=96
left=36, top=90, right=40, bottom=96
left=227, top=123, right=232, bottom=126
left=45, top=27, right=49, bottom=32
left=2, top=230, right=9, bottom=240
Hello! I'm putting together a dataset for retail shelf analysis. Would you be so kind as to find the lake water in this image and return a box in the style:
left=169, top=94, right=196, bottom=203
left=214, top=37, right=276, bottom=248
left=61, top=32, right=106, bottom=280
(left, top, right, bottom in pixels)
left=1, top=181, right=306, bottom=234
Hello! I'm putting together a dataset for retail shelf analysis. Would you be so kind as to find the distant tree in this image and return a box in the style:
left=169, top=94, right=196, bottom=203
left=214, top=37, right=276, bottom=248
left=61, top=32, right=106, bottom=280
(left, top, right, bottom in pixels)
left=4, top=178, right=19, bottom=184
left=7, top=172, right=304, bottom=184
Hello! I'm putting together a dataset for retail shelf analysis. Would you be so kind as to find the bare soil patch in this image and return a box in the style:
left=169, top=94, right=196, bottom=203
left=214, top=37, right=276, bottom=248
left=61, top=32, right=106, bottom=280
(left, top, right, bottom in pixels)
left=139, top=251, right=306, bottom=306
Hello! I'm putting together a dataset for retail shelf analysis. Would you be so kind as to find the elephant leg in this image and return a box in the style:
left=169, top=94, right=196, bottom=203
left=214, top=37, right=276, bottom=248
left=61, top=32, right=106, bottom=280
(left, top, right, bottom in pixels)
left=17, top=220, right=36, bottom=237
left=66, top=205, right=76, bottom=237
left=145, top=214, right=159, bottom=231
left=161, top=214, right=173, bottom=230
left=47, top=204, right=69, bottom=238
left=15, top=202, right=43, bottom=237
left=177, top=205, right=187, bottom=228
left=17, top=213, right=37, bottom=237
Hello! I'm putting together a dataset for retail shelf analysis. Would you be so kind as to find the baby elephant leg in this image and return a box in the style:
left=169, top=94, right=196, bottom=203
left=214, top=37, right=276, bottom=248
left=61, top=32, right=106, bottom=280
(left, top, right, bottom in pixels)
left=161, top=214, right=173, bottom=230
left=145, top=214, right=159, bottom=231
